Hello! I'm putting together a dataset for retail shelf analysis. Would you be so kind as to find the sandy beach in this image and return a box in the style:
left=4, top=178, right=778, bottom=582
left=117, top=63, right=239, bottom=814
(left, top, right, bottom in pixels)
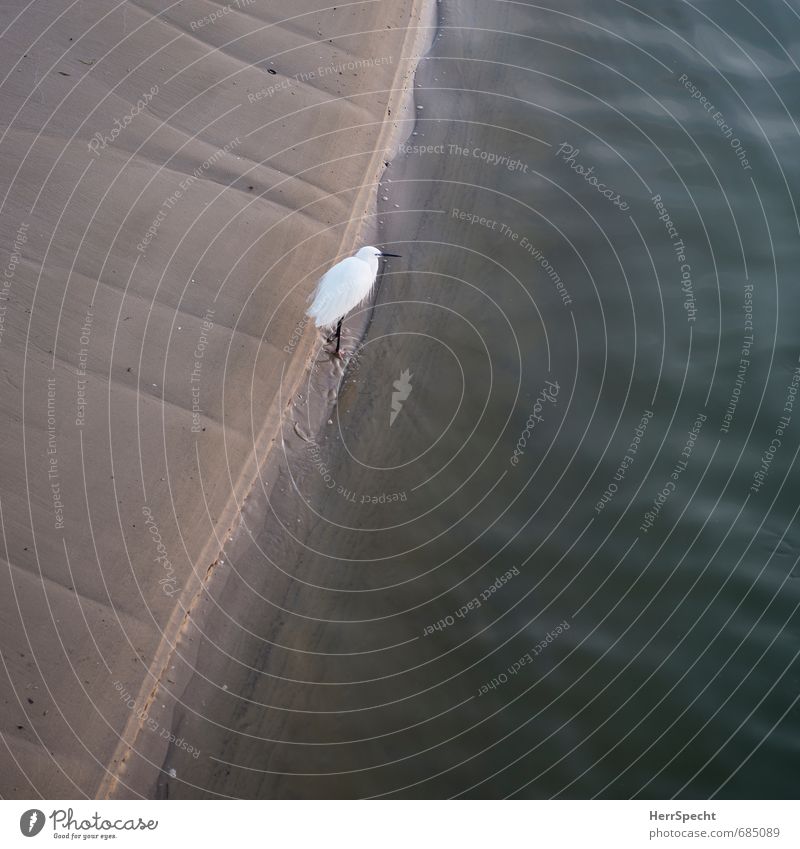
left=4, top=0, right=798, bottom=805
left=0, top=0, right=427, bottom=798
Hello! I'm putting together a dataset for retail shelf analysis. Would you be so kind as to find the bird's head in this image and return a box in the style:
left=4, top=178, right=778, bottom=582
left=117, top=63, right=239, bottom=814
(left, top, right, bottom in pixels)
left=357, top=246, right=401, bottom=261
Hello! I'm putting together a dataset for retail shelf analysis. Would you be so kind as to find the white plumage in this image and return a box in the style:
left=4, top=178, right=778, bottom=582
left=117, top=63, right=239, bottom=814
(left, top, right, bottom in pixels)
left=306, top=245, right=401, bottom=356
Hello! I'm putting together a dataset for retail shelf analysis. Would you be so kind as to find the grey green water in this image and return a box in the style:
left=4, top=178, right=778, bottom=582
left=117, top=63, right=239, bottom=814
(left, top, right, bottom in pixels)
left=166, top=0, right=800, bottom=798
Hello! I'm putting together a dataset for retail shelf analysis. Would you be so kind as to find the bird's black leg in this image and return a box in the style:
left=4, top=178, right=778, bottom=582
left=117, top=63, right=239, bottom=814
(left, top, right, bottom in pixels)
left=334, top=318, right=343, bottom=357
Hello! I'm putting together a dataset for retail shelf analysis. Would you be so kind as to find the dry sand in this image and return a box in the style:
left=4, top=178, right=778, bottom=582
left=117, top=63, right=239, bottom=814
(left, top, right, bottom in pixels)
left=0, top=0, right=428, bottom=798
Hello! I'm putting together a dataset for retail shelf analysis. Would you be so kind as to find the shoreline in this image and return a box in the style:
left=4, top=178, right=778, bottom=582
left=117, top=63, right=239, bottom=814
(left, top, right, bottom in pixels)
left=139, top=0, right=441, bottom=799
left=100, top=0, right=436, bottom=799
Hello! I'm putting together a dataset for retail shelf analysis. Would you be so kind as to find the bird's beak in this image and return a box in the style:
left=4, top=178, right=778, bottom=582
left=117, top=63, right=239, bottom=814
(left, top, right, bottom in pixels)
left=380, top=252, right=401, bottom=257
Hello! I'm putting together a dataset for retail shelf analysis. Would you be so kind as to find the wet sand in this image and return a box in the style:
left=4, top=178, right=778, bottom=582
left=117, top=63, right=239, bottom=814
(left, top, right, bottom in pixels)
left=155, top=0, right=562, bottom=801
left=0, top=0, right=426, bottom=797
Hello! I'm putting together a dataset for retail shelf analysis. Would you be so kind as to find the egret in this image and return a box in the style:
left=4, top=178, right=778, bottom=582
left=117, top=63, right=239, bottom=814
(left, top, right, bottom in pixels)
left=306, top=246, right=401, bottom=357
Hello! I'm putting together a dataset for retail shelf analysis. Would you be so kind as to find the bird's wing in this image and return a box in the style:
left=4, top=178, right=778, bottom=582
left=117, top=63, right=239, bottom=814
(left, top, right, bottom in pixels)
left=306, top=257, right=375, bottom=327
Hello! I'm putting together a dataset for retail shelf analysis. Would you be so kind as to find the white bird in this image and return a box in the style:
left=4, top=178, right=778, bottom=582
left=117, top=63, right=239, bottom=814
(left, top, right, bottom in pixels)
left=306, top=245, right=401, bottom=357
